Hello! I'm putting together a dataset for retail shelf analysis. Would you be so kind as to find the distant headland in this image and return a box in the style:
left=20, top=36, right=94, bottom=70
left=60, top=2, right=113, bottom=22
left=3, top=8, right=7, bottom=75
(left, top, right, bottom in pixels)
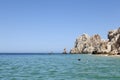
left=70, top=27, right=120, bottom=55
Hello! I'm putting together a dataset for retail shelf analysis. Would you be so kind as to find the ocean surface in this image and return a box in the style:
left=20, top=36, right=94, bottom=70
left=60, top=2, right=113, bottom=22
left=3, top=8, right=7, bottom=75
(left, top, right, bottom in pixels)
left=0, top=53, right=120, bottom=80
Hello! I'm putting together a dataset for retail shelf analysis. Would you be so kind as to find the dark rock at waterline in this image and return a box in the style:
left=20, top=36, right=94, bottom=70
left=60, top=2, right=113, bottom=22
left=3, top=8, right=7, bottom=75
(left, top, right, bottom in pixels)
left=63, top=48, right=67, bottom=54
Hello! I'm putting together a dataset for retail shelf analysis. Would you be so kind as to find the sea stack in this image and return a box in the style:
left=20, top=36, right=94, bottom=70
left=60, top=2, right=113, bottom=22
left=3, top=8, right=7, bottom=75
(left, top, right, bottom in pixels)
left=70, top=27, right=120, bottom=55
left=63, top=48, right=67, bottom=54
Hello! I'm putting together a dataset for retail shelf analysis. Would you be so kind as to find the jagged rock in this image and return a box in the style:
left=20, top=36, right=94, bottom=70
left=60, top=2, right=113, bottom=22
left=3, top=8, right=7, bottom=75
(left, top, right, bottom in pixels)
left=107, top=27, right=120, bottom=55
left=70, top=27, right=120, bottom=55
left=72, top=34, right=91, bottom=53
left=70, top=34, right=101, bottom=54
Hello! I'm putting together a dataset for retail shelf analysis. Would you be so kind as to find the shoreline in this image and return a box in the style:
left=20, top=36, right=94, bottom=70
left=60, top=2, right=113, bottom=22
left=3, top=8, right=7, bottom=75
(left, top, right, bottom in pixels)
left=93, top=54, right=120, bottom=57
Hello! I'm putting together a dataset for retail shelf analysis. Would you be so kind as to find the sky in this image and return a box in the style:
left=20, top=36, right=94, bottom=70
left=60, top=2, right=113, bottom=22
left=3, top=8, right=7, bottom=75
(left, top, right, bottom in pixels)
left=0, top=0, right=120, bottom=53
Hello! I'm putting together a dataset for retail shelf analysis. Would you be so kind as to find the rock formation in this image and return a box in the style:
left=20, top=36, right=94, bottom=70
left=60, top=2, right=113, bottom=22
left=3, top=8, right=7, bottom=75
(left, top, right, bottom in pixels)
left=63, top=48, right=67, bottom=54
left=107, top=27, right=120, bottom=55
left=70, top=27, right=120, bottom=55
left=70, top=34, right=101, bottom=54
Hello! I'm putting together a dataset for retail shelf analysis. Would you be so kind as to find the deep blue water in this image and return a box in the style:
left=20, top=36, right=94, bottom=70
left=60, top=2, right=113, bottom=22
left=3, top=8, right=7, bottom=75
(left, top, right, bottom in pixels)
left=0, top=54, right=120, bottom=80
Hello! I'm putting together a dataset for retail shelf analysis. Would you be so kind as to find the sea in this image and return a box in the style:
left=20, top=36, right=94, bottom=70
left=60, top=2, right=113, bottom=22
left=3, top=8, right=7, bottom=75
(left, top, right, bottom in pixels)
left=0, top=53, right=120, bottom=80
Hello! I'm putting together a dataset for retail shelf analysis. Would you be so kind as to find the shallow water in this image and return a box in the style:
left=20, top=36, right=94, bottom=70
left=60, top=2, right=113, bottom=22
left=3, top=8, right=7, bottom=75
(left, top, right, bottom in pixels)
left=0, top=54, right=120, bottom=80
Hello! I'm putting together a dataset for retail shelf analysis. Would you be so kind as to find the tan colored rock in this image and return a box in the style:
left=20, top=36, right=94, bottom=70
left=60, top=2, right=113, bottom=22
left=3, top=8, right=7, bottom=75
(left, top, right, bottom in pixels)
left=70, top=34, right=102, bottom=54
left=70, top=27, right=120, bottom=55
left=70, top=48, right=79, bottom=54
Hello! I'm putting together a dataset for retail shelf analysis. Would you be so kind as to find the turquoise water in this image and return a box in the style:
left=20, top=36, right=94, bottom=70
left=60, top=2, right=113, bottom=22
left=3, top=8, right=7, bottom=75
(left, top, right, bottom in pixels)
left=0, top=54, right=120, bottom=80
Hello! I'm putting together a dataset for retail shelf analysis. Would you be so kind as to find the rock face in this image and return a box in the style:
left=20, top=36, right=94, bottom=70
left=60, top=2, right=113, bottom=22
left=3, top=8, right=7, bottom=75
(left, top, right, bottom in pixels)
left=107, top=28, right=120, bottom=55
left=70, top=34, right=101, bottom=54
left=70, top=27, right=120, bottom=55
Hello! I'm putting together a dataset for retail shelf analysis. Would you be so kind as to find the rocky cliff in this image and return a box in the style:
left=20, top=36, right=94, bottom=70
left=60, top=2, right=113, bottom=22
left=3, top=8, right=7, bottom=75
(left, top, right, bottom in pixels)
left=70, top=27, right=120, bottom=55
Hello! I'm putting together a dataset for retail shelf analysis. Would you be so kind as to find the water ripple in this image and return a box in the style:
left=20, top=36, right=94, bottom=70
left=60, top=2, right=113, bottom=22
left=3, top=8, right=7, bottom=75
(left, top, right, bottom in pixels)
left=0, top=54, right=120, bottom=80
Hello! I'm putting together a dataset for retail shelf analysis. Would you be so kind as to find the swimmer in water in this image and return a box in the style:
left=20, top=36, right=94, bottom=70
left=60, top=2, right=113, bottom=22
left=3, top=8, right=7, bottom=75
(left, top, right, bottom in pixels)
left=78, top=59, right=81, bottom=61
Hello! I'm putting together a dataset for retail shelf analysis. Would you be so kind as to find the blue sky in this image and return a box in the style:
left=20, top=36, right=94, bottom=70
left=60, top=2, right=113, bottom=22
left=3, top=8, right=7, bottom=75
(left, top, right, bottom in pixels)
left=0, top=0, right=120, bottom=53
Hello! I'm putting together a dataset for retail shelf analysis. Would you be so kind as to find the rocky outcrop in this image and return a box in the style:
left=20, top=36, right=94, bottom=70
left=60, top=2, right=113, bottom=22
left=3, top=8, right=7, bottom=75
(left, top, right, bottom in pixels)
left=70, top=27, right=120, bottom=55
left=63, top=48, right=67, bottom=54
left=107, top=28, right=120, bottom=55
left=70, top=34, right=102, bottom=54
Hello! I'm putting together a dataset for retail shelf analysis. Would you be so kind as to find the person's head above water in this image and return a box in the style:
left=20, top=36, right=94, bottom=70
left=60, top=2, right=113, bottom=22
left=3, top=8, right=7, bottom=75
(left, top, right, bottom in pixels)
left=78, top=59, right=81, bottom=61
